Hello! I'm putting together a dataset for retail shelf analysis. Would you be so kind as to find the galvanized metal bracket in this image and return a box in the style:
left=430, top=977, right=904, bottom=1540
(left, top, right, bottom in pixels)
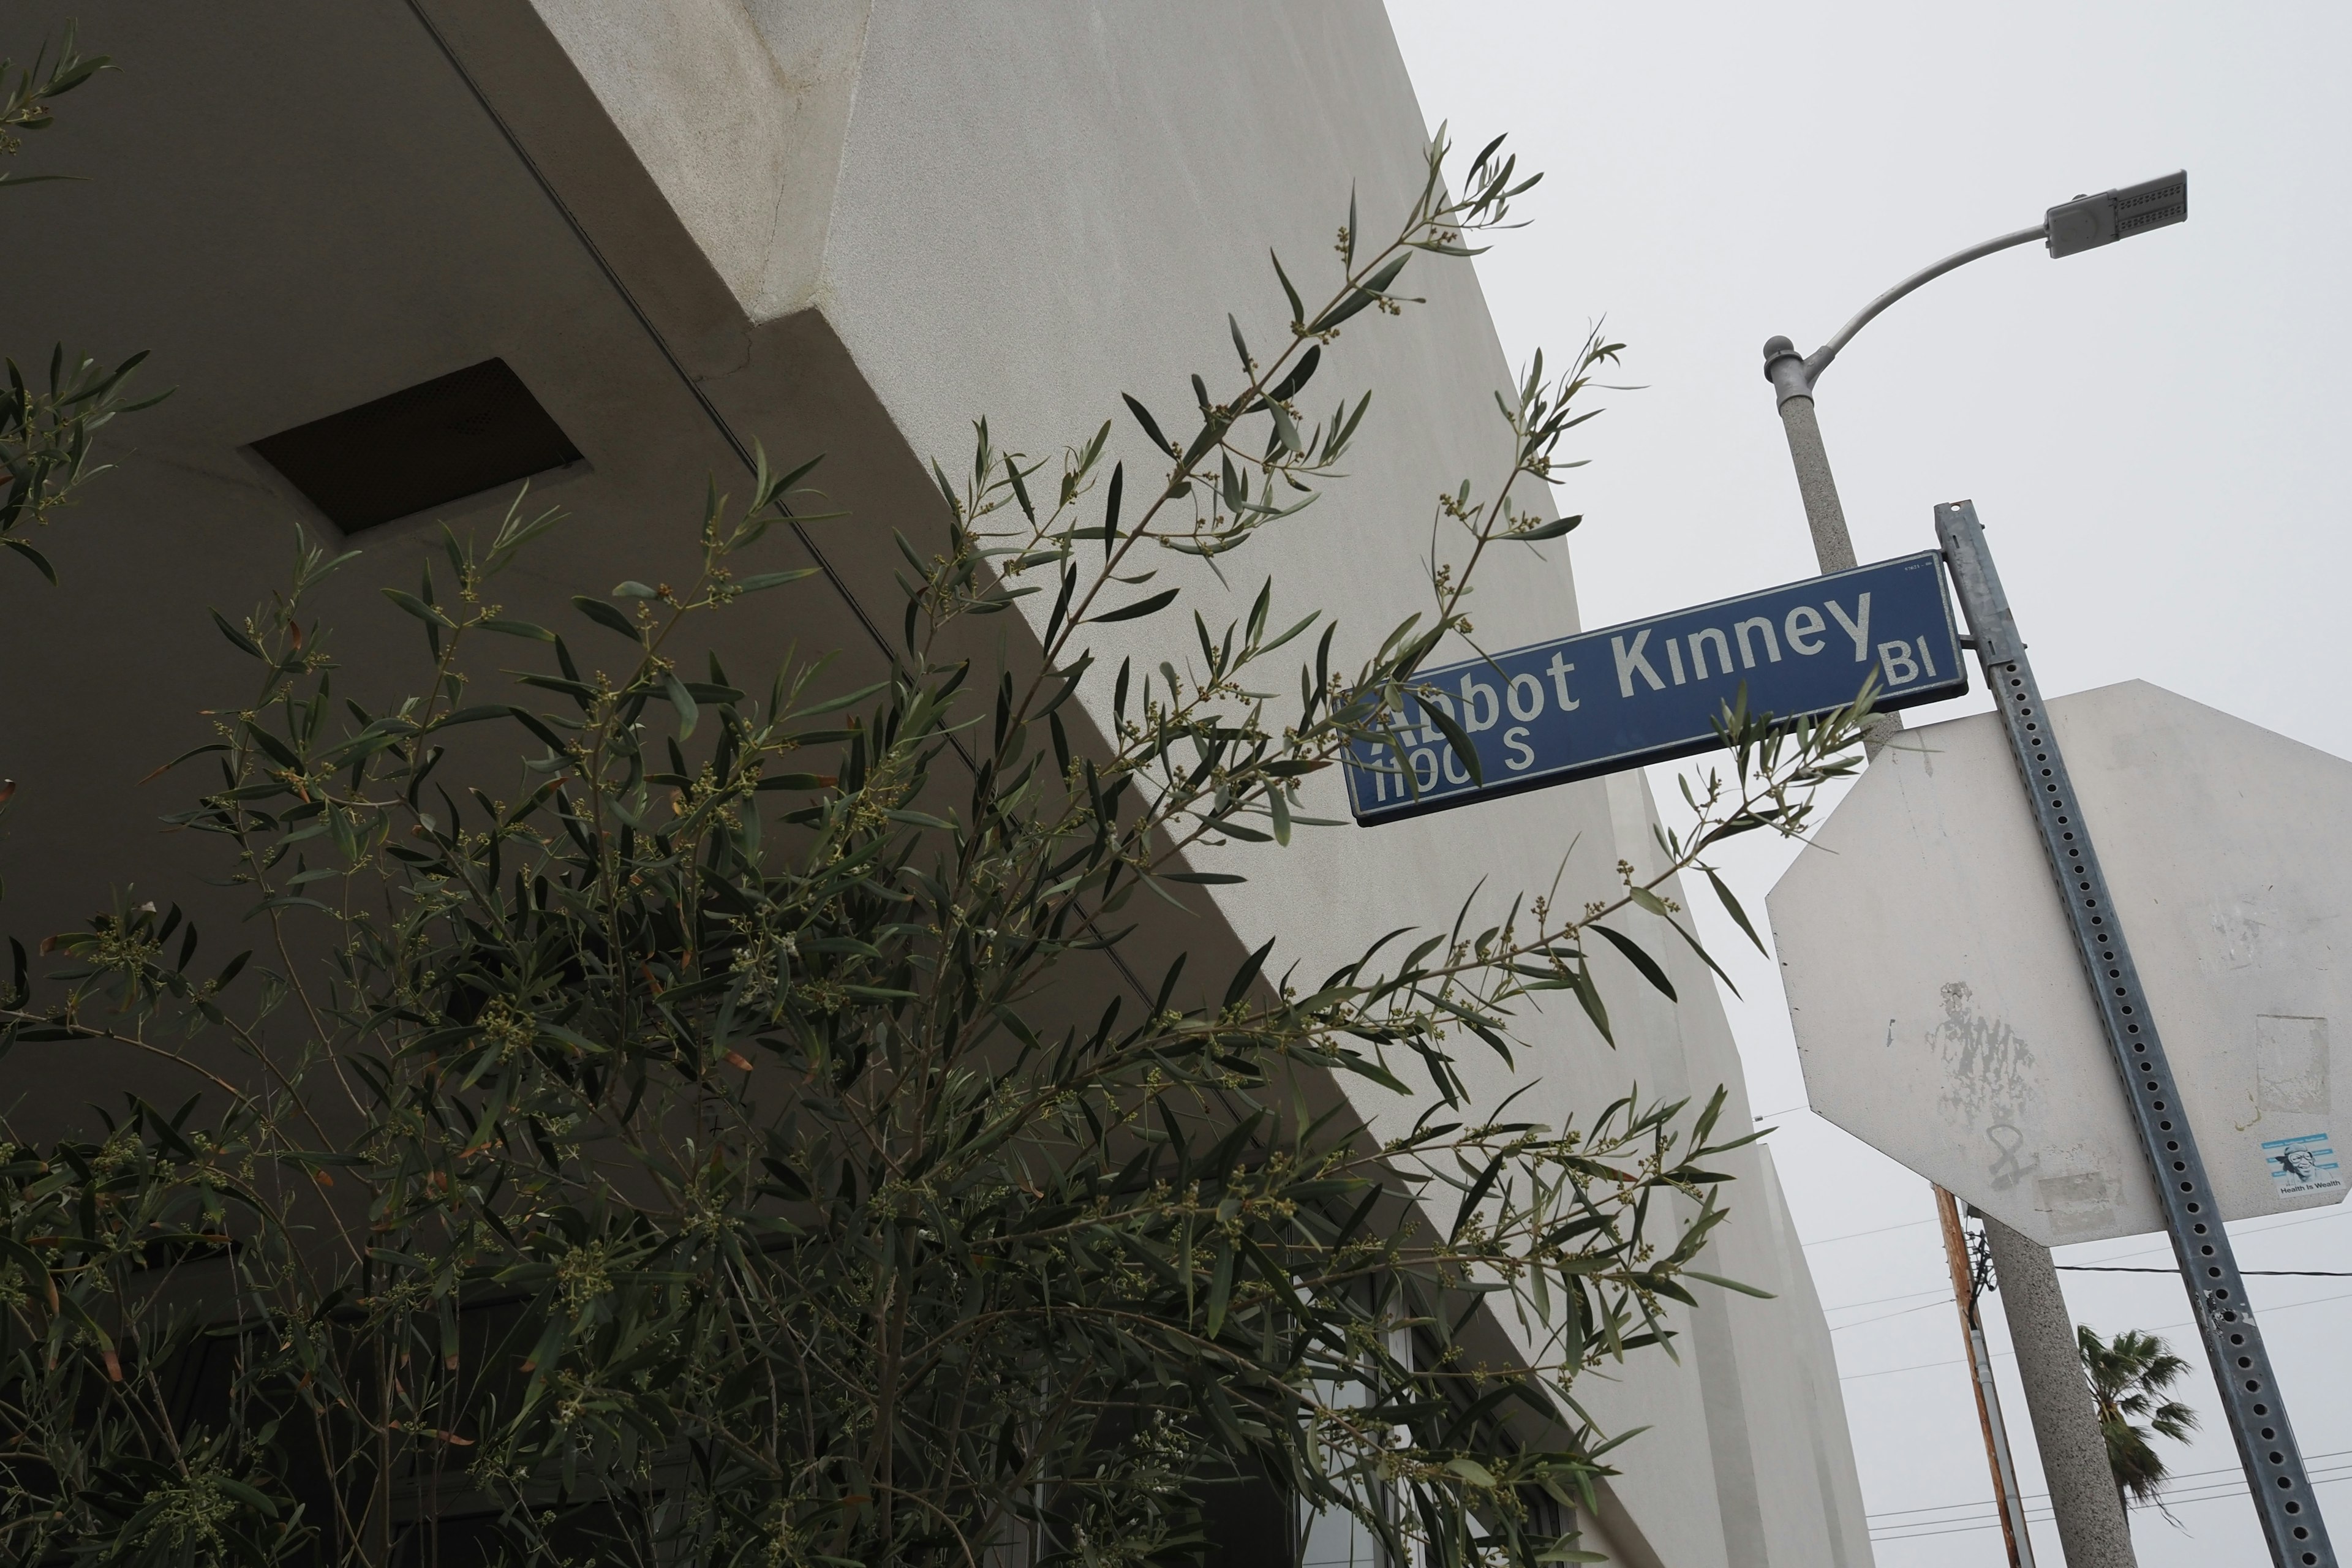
left=1936, top=499, right=2334, bottom=1568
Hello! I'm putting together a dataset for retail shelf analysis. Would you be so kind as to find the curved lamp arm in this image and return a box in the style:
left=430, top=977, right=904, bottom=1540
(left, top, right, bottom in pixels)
left=1807, top=225, right=2048, bottom=384
left=1763, top=225, right=2042, bottom=406
left=1763, top=170, right=2186, bottom=407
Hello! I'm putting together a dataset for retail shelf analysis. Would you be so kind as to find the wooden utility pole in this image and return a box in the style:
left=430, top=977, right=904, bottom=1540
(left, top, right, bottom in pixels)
left=1936, top=1185, right=2037, bottom=1567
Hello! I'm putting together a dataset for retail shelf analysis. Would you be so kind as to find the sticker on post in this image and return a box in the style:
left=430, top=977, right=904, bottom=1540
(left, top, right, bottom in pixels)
left=2263, top=1133, right=2343, bottom=1197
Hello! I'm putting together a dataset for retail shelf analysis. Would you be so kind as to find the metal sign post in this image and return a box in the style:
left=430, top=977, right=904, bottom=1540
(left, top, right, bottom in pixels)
left=1936, top=499, right=2334, bottom=1568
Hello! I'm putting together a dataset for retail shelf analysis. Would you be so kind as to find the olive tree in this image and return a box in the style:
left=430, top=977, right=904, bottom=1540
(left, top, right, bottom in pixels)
left=0, top=129, right=1864, bottom=1568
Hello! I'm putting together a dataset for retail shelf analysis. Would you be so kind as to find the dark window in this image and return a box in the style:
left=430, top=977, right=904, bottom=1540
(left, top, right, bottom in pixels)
left=251, top=358, right=581, bottom=532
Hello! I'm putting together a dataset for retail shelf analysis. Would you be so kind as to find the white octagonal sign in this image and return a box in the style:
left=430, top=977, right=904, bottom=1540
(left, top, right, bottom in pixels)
left=1769, top=680, right=2350, bottom=1245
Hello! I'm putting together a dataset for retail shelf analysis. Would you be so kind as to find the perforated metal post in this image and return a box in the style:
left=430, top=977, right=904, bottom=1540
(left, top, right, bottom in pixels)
left=1937, top=500, right=2335, bottom=1568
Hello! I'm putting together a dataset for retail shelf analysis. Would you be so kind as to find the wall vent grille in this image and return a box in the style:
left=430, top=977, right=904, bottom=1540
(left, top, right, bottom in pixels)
left=251, top=358, right=581, bottom=532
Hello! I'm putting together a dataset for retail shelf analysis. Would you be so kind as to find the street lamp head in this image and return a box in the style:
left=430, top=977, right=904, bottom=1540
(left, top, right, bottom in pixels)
left=2045, top=170, right=2187, bottom=258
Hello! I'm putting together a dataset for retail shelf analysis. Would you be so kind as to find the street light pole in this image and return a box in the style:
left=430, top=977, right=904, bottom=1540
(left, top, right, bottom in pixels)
left=1762, top=221, right=2044, bottom=572
left=1761, top=171, right=2187, bottom=1568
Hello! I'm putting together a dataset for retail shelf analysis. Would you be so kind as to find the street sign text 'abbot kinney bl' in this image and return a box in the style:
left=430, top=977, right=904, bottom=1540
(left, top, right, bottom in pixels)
left=1346, top=553, right=1966, bottom=824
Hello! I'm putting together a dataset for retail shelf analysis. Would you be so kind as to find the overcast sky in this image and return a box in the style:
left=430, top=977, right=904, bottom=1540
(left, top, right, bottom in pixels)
left=1388, top=4, right=2352, bottom=1563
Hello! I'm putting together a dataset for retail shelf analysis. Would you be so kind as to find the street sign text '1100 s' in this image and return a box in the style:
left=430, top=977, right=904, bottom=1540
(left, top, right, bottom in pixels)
left=1345, top=552, right=1967, bottom=824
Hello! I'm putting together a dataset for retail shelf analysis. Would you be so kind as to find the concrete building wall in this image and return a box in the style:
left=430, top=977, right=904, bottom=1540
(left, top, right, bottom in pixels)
left=0, top=2, right=1868, bottom=1561
left=772, top=11, right=1872, bottom=1560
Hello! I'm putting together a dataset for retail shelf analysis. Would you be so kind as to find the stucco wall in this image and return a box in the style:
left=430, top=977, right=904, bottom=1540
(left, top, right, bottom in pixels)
left=758, top=7, right=1871, bottom=1562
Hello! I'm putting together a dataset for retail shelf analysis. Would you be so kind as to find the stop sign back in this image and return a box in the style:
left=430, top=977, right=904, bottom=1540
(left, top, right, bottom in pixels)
left=1769, top=680, right=2349, bottom=1245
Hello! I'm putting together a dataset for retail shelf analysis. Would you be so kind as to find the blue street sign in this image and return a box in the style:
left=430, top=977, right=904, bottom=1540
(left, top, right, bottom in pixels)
left=1346, top=551, right=1966, bottom=824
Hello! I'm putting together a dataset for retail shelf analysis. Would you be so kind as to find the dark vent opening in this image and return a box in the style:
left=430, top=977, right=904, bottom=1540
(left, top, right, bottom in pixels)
left=251, top=358, right=582, bottom=532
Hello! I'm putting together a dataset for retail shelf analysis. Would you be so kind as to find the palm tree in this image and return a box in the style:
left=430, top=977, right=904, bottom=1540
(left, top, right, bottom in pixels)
left=2078, top=1325, right=2200, bottom=1519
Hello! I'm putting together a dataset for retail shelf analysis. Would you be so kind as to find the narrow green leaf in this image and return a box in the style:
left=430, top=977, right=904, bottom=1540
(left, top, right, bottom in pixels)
left=1569, top=964, right=1612, bottom=1045
left=794, top=679, right=889, bottom=719
left=1270, top=249, right=1305, bottom=327
left=1705, top=866, right=1768, bottom=956
left=1122, top=393, right=1174, bottom=456
left=1206, top=1239, right=1235, bottom=1335
left=1311, top=254, right=1411, bottom=334
left=1267, top=345, right=1321, bottom=405
left=663, top=672, right=698, bottom=740
left=1102, top=462, right=1123, bottom=559
left=1095, top=587, right=1178, bottom=624
left=1589, top=924, right=1676, bottom=1001
left=1222, top=937, right=1275, bottom=1010
left=737, top=568, right=820, bottom=594
left=383, top=588, right=454, bottom=629
left=1423, top=699, right=1483, bottom=786
left=480, top=617, right=556, bottom=641
left=2, top=538, right=56, bottom=584
left=209, top=610, right=265, bottom=660
left=1514, top=514, right=1582, bottom=541
left=1446, top=1457, right=1497, bottom=1487
left=571, top=595, right=641, bottom=641
left=1267, top=401, right=1302, bottom=454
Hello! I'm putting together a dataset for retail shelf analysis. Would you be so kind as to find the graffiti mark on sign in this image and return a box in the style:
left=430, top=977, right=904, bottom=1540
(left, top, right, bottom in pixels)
left=1986, top=1125, right=2040, bottom=1191
left=1929, top=981, right=2038, bottom=1125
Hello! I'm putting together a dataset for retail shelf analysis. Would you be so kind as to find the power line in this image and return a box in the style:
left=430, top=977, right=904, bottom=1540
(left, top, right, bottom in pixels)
left=2105, top=1286, right=2352, bottom=1330
left=1866, top=1447, right=2352, bottom=1521
left=1875, top=1510, right=2060, bottom=1543
left=1824, top=1286, right=1949, bottom=1314
left=1875, top=1479, right=2352, bottom=1543
left=1842, top=1344, right=2015, bottom=1383
left=1874, top=1476, right=2352, bottom=1540
left=1839, top=1284, right=2352, bottom=1381
left=2060, top=1264, right=2352, bottom=1278
left=1801, top=1216, right=1937, bottom=1248
left=2062, top=1202, right=2351, bottom=1267
left=1828, top=1298, right=1954, bottom=1333
left=1871, top=1469, right=2352, bottom=1542
left=2127, top=1463, right=2352, bottom=1510
left=1806, top=1174, right=2345, bottom=1261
